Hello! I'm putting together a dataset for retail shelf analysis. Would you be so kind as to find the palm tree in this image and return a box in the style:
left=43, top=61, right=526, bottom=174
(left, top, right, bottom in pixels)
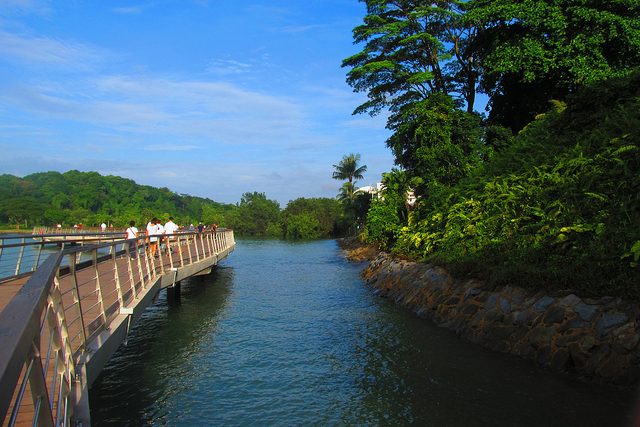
left=337, top=182, right=356, bottom=202
left=332, top=153, right=367, bottom=187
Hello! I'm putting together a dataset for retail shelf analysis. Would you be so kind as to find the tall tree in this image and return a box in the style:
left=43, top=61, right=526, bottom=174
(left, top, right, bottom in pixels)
left=342, top=0, right=480, bottom=115
left=468, top=0, right=640, bottom=130
left=332, top=153, right=367, bottom=188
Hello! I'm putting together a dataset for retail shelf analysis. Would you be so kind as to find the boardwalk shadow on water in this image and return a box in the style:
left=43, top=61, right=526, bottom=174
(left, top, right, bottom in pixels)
left=89, top=267, right=235, bottom=425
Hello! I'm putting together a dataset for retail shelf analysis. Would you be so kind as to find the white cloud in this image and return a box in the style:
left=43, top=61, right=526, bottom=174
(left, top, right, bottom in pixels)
left=206, top=59, right=253, bottom=75
left=1, top=74, right=306, bottom=146
left=144, top=144, right=201, bottom=152
left=0, top=29, right=107, bottom=68
left=0, top=0, right=50, bottom=15
left=112, top=6, right=145, bottom=15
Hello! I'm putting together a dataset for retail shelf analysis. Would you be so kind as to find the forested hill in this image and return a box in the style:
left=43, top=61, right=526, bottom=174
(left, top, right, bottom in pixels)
left=0, top=170, right=234, bottom=228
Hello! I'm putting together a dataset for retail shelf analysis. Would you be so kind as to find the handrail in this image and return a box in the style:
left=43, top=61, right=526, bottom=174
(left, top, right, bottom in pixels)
left=0, top=233, right=126, bottom=283
left=0, top=229, right=235, bottom=426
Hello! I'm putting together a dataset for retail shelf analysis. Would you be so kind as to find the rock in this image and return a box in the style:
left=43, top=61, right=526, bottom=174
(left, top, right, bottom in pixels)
left=510, top=288, right=527, bottom=306
left=574, top=303, right=598, bottom=321
left=461, top=303, right=480, bottom=317
left=512, top=310, right=533, bottom=326
left=557, top=317, right=586, bottom=333
left=543, top=306, right=566, bottom=324
left=533, top=296, right=555, bottom=312
left=528, top=325, right=556, bottom=347
left=568, top=343, right=589, bottom=369
left=463, top=287, right=481, bottom=301
left=578, top=335, right=598, bottom=352
left=596, top=312, right=628, bottom=337
left=499, top=297, right=512, bottom=314
left=484, top=294, right=499, bottom=311
left=559, top=294, right=582, bottom=307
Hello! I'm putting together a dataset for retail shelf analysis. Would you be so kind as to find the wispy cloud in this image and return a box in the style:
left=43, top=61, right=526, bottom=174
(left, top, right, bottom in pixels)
left=277, top=24, right=327, bottom=34
left=144, top=144, right=201, bottom=152
left=112, top=6, right=145, bottom=15
left=206, top=59, right=252, bottom=75
left=0, top=29, right=107, bottom=68
left=1, top=74, right=306, bottom=146
left=0, top=0, right=51, bottom=16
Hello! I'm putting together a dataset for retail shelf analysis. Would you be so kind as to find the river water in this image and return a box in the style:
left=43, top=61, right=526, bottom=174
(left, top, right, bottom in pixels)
left=90, top=239, right=635, bottom=426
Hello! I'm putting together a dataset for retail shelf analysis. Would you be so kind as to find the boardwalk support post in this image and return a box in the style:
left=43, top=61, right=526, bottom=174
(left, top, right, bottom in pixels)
left=120, top=307, right=134, bottom=346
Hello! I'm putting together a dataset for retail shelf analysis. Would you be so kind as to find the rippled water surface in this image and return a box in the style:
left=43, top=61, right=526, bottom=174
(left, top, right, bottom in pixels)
left=90, top=239, right=635, bottom=426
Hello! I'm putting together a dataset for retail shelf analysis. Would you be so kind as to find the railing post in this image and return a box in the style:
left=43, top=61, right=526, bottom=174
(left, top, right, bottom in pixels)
left=125, top=245, right=138, bottom=301
left=92, top=248, right=108, bottom=331
left=14, top=237, right=25, bottom=276
left=69, top=254, right=88, bottom=350
left=167, top=237, right=175, bottom=269
left=208, top=232, right=214, bottom=255
left=178, top=234, right=185, bottom=267
left=193, top=233, right=200, bottom=262
left=186, top=234, right=193, bottom=265
left=143, top=240, right=155, bottom=284
left=33, top=237, right=45, bottom=272
left=28, top=342, right=55, bottom=427
left=112, top=246, right=125, bottom=310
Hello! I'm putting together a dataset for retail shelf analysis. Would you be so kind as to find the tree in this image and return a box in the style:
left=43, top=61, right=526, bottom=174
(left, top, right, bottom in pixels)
left=467, top=0, right=640, bottom=130
left=342, top=0, right=481, bottom=116
left=282, top=198, right=342, bottom=238
left=332, top=153, right=368, bottom=188
left=230, top=192, right=281, bottom=236
left=387, top=93, right=485, bottom=189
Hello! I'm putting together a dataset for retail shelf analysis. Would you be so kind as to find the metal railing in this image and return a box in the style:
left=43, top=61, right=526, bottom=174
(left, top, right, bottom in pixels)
left=0, top=233, right=127, bottom=283
left=0, top=229, right=235, bottom=426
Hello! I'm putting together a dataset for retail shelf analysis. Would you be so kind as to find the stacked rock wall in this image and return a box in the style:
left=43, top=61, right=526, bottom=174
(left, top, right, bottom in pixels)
left=362, top=252, right=640, bottom=384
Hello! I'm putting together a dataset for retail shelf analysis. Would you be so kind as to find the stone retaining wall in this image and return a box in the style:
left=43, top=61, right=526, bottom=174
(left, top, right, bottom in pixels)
left=361, top=252, right=640, bottom=385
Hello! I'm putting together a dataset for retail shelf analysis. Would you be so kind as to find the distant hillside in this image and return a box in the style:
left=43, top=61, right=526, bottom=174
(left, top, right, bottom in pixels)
left=0, top=170, right=234, bottom=228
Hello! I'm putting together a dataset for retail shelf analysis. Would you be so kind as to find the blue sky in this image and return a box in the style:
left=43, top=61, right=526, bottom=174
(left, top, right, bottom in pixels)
left=0, top=0, right=399, bottom=206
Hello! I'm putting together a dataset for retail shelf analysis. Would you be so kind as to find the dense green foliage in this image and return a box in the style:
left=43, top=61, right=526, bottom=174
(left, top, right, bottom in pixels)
left=469, top=0, right=640, bottom=131
left=345, top=1, right=640, bottom=299
left=366, top=73, right=640, bottom=298
left=0, top=171, right=234, bottom=229
left=0, top=171, right=346, bottom=240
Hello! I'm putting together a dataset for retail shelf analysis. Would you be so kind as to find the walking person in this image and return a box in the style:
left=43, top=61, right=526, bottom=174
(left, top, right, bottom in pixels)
left=164, top=216, right=179, bottom=255
left=156, top=220, right=165, bottom=254
left=125, top=221, right=138, bottom=259
left=146, top=218, right=160, bottom=258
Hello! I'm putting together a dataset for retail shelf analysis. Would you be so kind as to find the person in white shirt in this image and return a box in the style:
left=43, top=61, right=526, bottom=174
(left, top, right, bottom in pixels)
left=156, top=221, right=165, bottom=255
left=125, top=221, right=138, bottom=259
left=146, top=218, right=160, bottom=258
left=164, top=217, right=179, bottom=254
left=100, top=222, right=107, bottom=232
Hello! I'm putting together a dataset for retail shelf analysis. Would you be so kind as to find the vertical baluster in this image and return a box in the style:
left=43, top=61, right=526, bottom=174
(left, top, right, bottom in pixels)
left=126, top=245, right=137, bottom=301
left=178, top=234, right=185, bottom=267
left=91, top=248, right=108, bottom=331
left=194, top=233, right=201, bottom=261
left=206, top=232, right=213, bottom=256
left=14, top=237, right=25, bottom=276
left=112, top=244, right=124, bottom=311
left=33, top=237, right=45, bottom=271
left=69, top=256, right=87, bottom=350
left=186, top=234, right=193, bottom=265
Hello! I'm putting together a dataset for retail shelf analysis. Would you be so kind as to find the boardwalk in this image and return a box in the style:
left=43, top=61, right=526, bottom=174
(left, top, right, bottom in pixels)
left=0, top=229, right=235, bottom=426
